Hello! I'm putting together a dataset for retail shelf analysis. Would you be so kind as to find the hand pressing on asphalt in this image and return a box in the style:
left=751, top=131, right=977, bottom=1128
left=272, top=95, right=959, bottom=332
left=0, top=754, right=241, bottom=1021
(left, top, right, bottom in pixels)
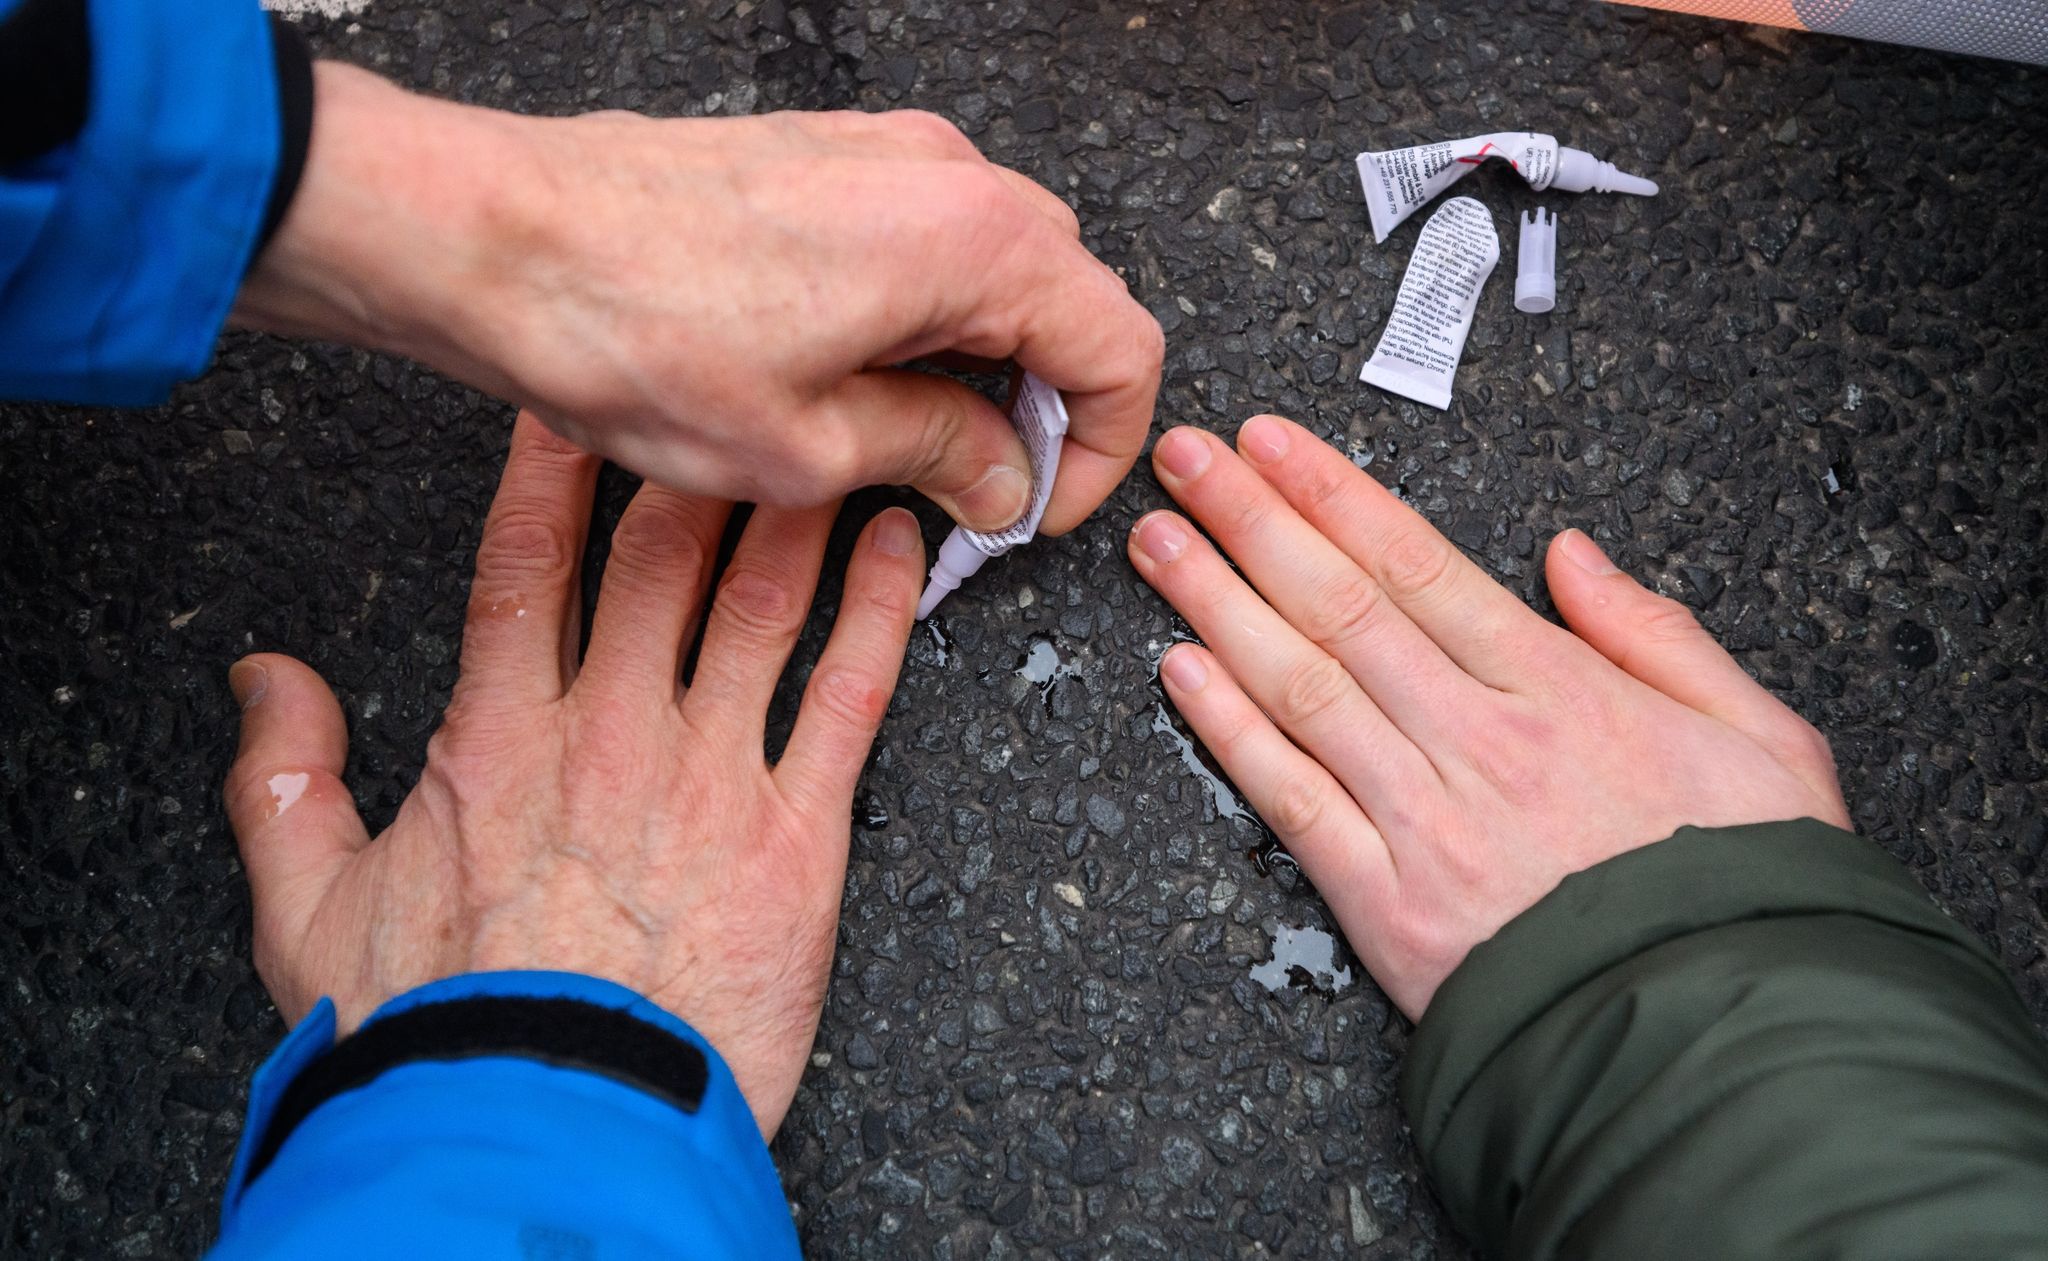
left=1130, top=416, right=1850, bottom=1019
left=232, top=63, right=1162, bottom=537
left=221, top=413, right=922, bottom=1135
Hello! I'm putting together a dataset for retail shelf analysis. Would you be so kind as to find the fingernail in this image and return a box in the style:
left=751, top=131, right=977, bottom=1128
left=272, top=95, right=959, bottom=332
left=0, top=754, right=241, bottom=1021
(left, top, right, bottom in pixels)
left=1154, top=428, right=1212, bottom=481
left=952, top=464, right=1030, bottom=531
left=1239, top=416, right=1291, bottom=464
left=228, top=660, right=268, bottom=710
left=1559, top=529, right=1619, bottom=576
left=1134, top=513, right=1188, bottom=564
left=1160, top=645, right=1208, bottom=692
left=874, top=508, right=920, bottom=556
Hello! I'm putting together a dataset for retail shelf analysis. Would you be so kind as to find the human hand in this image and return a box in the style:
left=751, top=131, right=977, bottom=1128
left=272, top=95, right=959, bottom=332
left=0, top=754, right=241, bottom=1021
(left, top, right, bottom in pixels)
left=221, top=414, right=922, bottom=1134
left=232, top=63, right=1162, bottom=537
left=1129, top=417, right=1850, bottom=1019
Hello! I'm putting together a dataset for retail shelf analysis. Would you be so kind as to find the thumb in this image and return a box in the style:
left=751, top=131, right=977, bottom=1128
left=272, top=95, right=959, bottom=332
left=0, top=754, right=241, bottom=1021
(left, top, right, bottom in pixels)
left=818, top=369, right=1034, bottom=532
left=1545, top=530, right=1842, bottom=794
left=223, top=654, right=370, bottom=963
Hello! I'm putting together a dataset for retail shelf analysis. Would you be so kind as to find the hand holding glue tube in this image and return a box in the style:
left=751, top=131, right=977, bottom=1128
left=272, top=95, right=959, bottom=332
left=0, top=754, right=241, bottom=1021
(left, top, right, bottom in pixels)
left=917, top=373, right=1072, bottom=618
left=1356, top=131, right=1657, bottom=242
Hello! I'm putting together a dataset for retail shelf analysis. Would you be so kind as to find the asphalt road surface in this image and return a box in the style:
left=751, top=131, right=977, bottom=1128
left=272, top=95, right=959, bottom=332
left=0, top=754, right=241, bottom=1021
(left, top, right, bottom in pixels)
left=3, top=1, right=2044, bottom=1256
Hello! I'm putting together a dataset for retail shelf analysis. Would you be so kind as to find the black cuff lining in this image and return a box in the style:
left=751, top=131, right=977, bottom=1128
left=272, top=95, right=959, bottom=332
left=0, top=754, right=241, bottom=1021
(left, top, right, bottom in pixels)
left=255, top=13, right=316, bottom=257
left=244, top=995, right=709, bottom=1188
left=0, top=0, right=90, bottom=166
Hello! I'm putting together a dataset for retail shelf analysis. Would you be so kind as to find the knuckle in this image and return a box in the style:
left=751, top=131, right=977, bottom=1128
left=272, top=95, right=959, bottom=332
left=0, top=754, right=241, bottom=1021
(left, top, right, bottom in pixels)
left=432, top=697, right=495, bottom=747
left=223, top=762, right=330, bottom=832
left=1297, top=464, right=1349, bottom=512
left=1294, top=464, right=1343, bottom=509
left=607, top=498, right=708, bottom=580
left=859, top=571, right=917, bottom=623
left=560, top=702, right=665, bottom=794
left=1274, top=654, right=1353, bottom=729
left=583, top=107, right=650, bottom=130
left=769, top=109, right=821, bottom=144
left=890, top=109, right=976, bottom=156
left=1304, top=572, right=1389, bottom=650
left=476, top=509, right=578, bottom=583
left=425, top=706, right=521, bottom=782
left=1046, top=194, right=1083, bottom=238
left=1131, top=306, right=1167, bottom=373
left=787, top=427, right=861, bottom=494
left=1265, top=773, right=1327, bottom=840
left=1463, top=715, right=1554, bottom=809
left=951, top=165, right=1023, bottom=226
left=1639, top=594, right=1704, bottom=642
left=222, top=762, right=279, bottom=823
left=716, top=566, right=803, bottom=639
left=520, top=416, right=591, bottom=459
left=1609, top=595, right=1705, bottom=680
left=1380, top=903, right=1437, bottom=965
left=1787, top=717, right=1837, bottom=773
left=1383, top=904, right=1465, bottom=982
left=912, top=391, right=977, bottom=482
left=1203, top=706, right=1262, bottom=758
left=1377, top=528, right=1455, bottom=602
left=808, top=667, right=889, bottom=732
left=1222, top=491, right=1275, bottom=539
left=755, top=424, right=810, bottom=472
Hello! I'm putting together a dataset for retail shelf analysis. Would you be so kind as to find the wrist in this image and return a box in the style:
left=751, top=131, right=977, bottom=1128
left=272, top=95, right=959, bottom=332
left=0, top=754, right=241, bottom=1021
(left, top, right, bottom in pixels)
left=229, top=62, right=542, bottom=396
left=219, top=972, right=799, bottom=1255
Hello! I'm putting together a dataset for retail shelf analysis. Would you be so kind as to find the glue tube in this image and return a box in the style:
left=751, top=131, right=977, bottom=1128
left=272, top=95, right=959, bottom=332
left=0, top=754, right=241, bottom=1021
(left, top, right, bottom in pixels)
left=915, top=372, right=1070, bottom=619
left=1355, top=131, right=1658, bottom=243
left=1359, top=197, right=1499, bottom=411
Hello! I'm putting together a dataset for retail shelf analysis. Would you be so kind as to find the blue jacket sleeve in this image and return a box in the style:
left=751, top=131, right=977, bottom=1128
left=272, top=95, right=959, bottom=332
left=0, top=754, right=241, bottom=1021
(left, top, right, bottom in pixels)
left=0, top=0, right=280, bottom=405
left=210, top=971, right=802, bottom=1260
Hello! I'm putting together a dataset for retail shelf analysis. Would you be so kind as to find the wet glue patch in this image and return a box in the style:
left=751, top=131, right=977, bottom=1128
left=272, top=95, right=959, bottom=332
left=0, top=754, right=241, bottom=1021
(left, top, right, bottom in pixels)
left=1359, top=197, right=1499, bottom=411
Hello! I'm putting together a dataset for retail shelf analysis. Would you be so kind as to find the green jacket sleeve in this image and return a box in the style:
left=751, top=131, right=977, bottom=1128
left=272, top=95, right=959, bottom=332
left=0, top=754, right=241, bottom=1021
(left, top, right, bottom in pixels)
left=1403, top=819, right=2048, bottom=1260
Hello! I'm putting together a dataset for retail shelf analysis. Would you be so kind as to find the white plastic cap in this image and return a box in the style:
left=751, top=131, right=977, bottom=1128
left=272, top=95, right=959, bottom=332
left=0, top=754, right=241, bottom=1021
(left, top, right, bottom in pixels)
left=1516, top=208, right=1557, bottom=315
left=1551, top=147, right=1659, bottom=197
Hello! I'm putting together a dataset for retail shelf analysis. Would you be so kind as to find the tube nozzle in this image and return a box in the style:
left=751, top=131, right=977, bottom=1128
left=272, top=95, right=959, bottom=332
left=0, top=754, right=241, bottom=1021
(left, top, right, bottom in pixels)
left=1604, top=168, right=1659, bottom=197
left=915, top=528, right=992, bottom=619
left=1552, top=147, right=1660, bottom=197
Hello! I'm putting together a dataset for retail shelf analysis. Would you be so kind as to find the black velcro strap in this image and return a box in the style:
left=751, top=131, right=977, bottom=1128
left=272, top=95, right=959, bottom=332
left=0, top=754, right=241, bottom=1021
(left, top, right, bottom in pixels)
left=255, top=12, right=315, bottom=256
left=0, top=0, right=91, bottom=166
left=244, top=995, right=710, bottom=1187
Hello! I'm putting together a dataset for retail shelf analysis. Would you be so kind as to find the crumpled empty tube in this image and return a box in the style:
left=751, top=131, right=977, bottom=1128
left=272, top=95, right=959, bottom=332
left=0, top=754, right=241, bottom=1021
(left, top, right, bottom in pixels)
left=1359, top=197, right=1500, bottom=411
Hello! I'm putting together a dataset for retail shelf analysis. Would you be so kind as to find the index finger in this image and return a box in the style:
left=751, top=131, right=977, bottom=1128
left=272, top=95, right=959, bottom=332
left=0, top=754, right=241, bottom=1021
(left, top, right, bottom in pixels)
left=1235, top=414, right=1557, bottom=689
left=455, top=412, right=602, bottom=706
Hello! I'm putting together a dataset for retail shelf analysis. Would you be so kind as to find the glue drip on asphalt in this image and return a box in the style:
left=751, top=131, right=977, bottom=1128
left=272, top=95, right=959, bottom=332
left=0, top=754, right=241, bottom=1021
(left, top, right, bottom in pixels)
left=1149, top=702, right=1255, bottom=826
left=1250, top=923, right=1356, bottom=997
left=1013, top=636, right=1081, bottom=716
